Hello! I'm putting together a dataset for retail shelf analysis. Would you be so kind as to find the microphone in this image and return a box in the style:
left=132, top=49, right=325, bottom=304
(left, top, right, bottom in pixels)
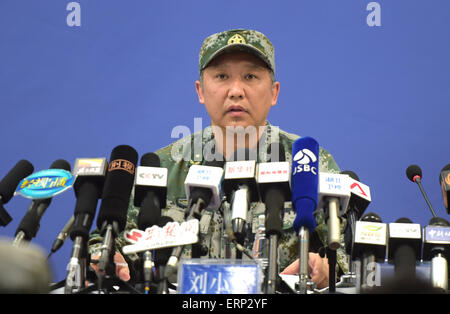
left=185, top=158, right=225, bottom=258
left=340, top=170, right=371, bottom=285
left=65, top=157, right=107, bottom=293
left=164, top=158, right=225, bottom=280
left=406, top=164, right=438, bottom=218
left=439, top=164, right=450, bottom=215
left=134, top=153, right=167, bottom=227
left=49, top=215, right=75, bottom=256
left=223, top=148, right=258, bottom=257
left=387, top=217, right=422, bottom=280
left=156, top=216, right=175, bottom=294
left=256, top=142, right=290, bottom=294
left=134, top=153, right=167, bottom=294
left=96, top=145, right=138, bottom=288
left=341, top=170, right=371, bottom=221
left=184, top=158, right=225, bottom=220
left=318, top=172, right=350, bottom=251
left=13, top=159, right=71, bottom=246
left=0, top=160, right=34, bottom=227
left=422, top=216, right=450, bottom=291
left=291, top=136, right=319, bottom=293
left=352, top=212, right=387, bottom=292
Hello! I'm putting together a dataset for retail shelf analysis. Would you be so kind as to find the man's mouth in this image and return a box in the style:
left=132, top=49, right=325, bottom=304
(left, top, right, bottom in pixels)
left=226, top=106, right=247, bottom=115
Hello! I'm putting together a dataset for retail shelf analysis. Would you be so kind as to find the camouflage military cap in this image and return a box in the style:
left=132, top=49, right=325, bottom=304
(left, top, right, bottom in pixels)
left=199, top=29, right=275, bottom=75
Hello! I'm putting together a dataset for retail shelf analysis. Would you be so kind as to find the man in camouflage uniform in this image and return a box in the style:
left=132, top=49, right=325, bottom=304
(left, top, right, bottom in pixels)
left=88, top=29, right=348, bottom=290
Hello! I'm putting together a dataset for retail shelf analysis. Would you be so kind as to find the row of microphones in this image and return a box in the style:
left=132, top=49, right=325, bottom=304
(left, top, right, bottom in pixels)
left=351, top=212, right=450, bottom=292
left=405, top=164, right=450, bottom=291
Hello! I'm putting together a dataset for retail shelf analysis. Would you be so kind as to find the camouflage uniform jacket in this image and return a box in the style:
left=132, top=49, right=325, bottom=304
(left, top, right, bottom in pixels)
left=88, top=123, right=349, bottom=279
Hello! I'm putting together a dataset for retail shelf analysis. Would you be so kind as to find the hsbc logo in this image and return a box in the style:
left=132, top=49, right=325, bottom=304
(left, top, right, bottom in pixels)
left=292, top=149, right=318, bottom=175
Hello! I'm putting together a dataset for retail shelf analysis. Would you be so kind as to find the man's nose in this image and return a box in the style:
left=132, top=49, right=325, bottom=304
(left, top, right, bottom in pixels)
left=228, top=78, right=245, bottom=100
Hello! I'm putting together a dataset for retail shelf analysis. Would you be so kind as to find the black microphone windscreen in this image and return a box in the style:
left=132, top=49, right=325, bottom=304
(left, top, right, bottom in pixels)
left=50, top=159, right=71, bottom=171
left=140, top=153, right=160, bottom=167
left=341, top=170, right=359, bottom=181
left=361, top=212, right=382, bottom=223
left=0, top=160, right=34, bottom=204
left=73, top=180, right=101, bottom=216
left=406, top=164, right=422, bottom=182
left=97, top=145, right=138, bottom=231
left=395, top=217, right=413, bottom=224
left=137, top=191, right=161, bottom=230
left=428, top=216, right=450, bottom=227
left=264, top=188, right=284, bottom=236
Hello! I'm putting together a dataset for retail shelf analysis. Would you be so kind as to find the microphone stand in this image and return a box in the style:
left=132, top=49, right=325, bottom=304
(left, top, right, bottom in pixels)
left=296, top=226, right=310, bottom=294
left=64, top=236, right=86, bottom=294
left=266, top=234, right=278, bottom=294
left=336, top=210, right=357, bottom=288
left=162, top=198, right=206, bottom=293
left=324, top=197, right=341, bottom=293
left=97, top=221, right=119, bottom=293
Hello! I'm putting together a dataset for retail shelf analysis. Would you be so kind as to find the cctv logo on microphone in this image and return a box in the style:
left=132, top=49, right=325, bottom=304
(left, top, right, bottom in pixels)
left=135, top=166, right=168, bottom=187
left=292, top=149, right=317, bottom=175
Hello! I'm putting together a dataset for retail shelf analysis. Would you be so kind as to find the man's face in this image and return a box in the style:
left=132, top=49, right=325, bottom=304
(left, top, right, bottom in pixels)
left=195, top=52, right=280, bottom=132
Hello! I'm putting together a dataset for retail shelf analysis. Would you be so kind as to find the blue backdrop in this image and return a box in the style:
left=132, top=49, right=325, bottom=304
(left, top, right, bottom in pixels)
left=1, top=0, right=449, bottom=282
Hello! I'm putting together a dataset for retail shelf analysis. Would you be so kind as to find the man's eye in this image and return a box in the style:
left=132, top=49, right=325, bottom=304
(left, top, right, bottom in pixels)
left=245, top=74, right=257, bottom=80
left=216, top=74, right=227, bottom=79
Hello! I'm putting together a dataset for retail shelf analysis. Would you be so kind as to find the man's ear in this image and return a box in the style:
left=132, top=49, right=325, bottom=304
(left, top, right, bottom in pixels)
left=271, top=81, right=280, bottom=107
left=195, top=80, right=205, bottom=104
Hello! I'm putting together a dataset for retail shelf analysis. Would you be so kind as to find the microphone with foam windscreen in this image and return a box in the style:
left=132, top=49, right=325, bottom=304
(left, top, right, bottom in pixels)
left=96, top=145, right=138, bottom=288
left=223, top=148, right=258, bottom=258
left=291, top=137, right=319, bottom=294
left=134, top=153, right=167, bottom=228
left=317, top=161, right=350, bottom=293
left=388, top=217, right=422, bottom=280
left=340, top=170, right=371, bottom=286
left=406, top=164, right=438, bottom=218
left=185, top=158, right=224, bottom=258
left=439, top=164, right=450, bottom=215
left=164, top=158, right=225, bottom=281
left=65, top=157, right=107, bottom=293
left=352, top=212, right=387, bottom=292
left=422, top=216, right=450, bottom=291
left=134, top=152, right=166, bottom=294
left=256, top=142, right=290, bottom=294
left=13, top=159, right=71, bottom=247
left=0, top=160, right=34, bottom=227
